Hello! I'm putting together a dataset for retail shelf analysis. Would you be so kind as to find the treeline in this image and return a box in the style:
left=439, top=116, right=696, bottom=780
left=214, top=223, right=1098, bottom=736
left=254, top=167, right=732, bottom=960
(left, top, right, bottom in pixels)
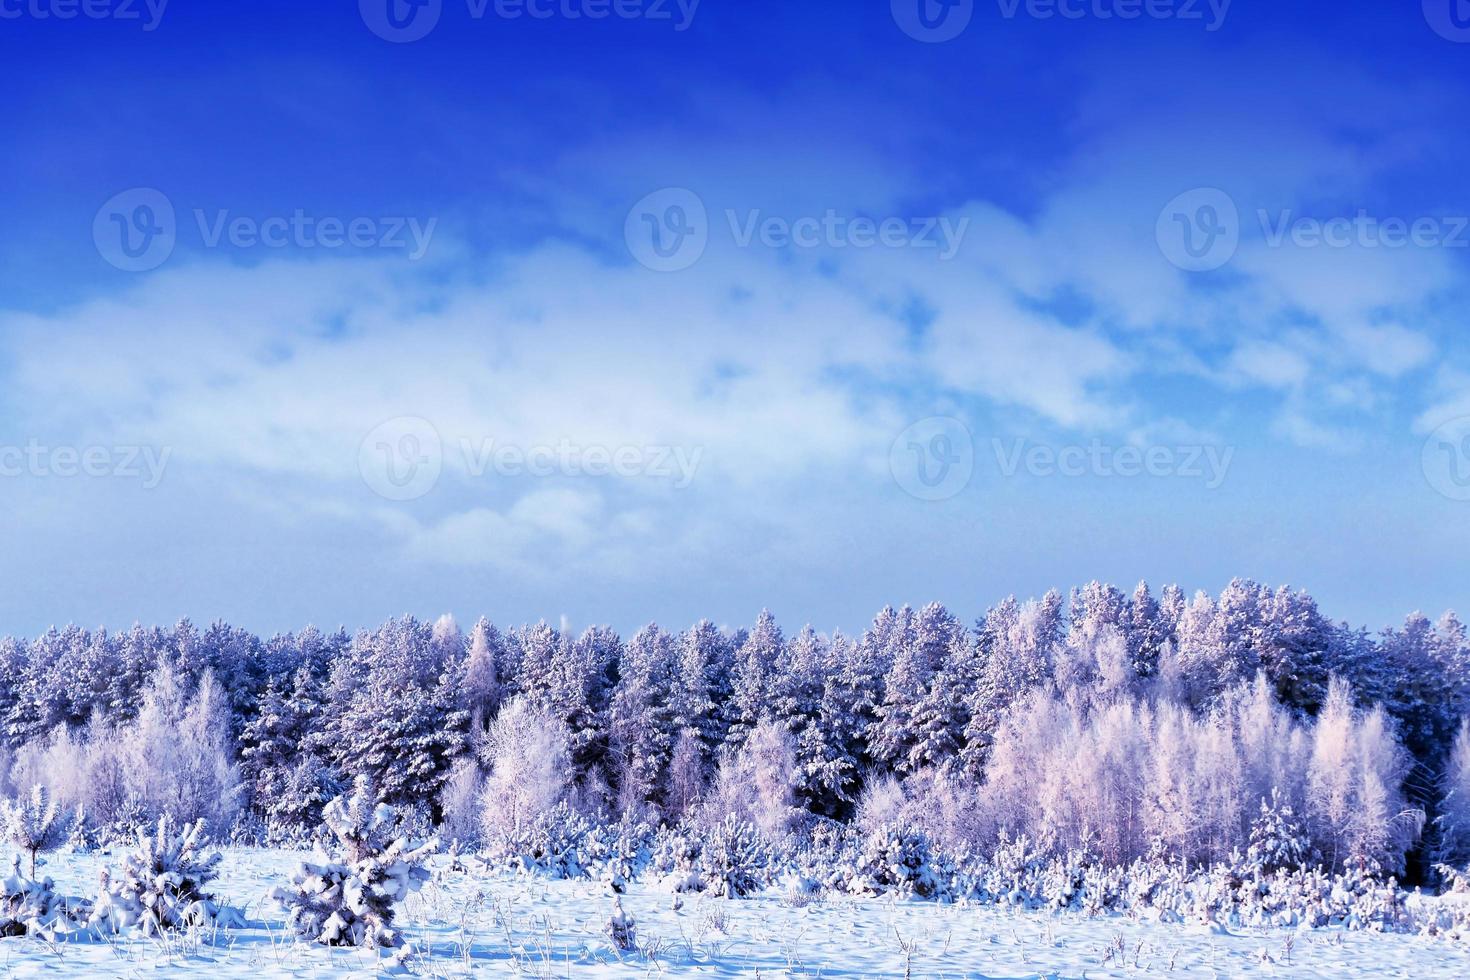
left=1, top=580, right=1468, bottom=880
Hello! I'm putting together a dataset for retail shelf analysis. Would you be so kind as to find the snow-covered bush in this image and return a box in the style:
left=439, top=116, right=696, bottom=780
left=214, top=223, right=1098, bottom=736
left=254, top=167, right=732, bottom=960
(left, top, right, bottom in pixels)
left=595, top=817, right=655, bottom=892
left=841, top=824, right=939, bottom=899
left=0, top=856, right=75, bottom=939
left=90, top=814, right=234, bottom=936
left=4, top=786, right=70, bottom=878
left=1248, top=789, right=1312, bottom=873
left=493, top=800, right=596, bottom=879
left=271, top=776, right=436, bottom=949
left=700, top=815, right=768, bottom=897
left=649, top=824, right=704, bottom=892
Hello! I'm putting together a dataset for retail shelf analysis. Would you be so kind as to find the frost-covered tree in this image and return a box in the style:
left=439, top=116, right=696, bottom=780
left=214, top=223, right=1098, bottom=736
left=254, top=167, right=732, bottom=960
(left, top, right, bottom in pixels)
left=1435, top=720, right=1470, bottom=868
left=666, top=728, right=707, bottom=821
left=272, top=776, right=435, bottom=949
left=121, top=667, right=243, bottom=831
left=1307, top=678, right=1422, bottom=873
left=460, top=618, right=504, bottom=733
left=3, top=785, right=68, bottom=878
left=478, top=696, right=572, bottom=844
left=703, top=717, right=802, bottom=840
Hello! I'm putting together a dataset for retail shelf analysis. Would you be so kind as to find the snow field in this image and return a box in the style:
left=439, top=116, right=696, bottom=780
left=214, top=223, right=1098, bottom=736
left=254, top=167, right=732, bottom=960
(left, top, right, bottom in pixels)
left=4, top=847, right=1470, bottom=978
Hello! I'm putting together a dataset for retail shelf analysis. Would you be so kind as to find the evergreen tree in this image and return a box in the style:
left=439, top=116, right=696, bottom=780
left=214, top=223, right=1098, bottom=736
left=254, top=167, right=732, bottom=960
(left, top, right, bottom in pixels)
left=608, top=623, right=678, bottom=815
left=728, top=610, right=785, bottom=752
left=873, top=602, right=967, bottom=776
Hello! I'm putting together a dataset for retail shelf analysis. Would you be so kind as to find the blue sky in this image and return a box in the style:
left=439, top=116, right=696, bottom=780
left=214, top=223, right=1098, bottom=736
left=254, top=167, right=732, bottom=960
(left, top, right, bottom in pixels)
left=1, top=0, right=1468, bottom=638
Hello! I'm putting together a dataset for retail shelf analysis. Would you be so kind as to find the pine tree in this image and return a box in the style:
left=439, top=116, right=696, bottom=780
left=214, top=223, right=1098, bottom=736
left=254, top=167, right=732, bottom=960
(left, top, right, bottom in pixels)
left=271, top=776, right=436, bottom=949
left=728, top=610, right=785, bottom=752
left=961, top=593, right=1059, bottom=776
left=1247, top=788, right=1311, bottom=872
left=798, top=631, right=874, bottom=818
left=1128, top=580, right=1163, bottom=678
left=873, top=602, right=967, bottom=776
left=671, top=620, right=733, bottom=759
left=240, top=666, right=335, bottom=831
left=1256, top=587, right=1330, bottom=714
left=91, top=814, right=231, bottom=935
left=3, top=786, right=69, bottom=878
left=608, top=624, right=678, bottom=815
left=324, top=617, right=467, bottom=815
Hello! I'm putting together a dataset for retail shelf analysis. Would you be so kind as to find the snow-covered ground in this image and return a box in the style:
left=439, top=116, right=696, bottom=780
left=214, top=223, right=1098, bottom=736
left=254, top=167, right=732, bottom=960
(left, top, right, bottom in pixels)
left=3, top=848, right=1469, bottom=978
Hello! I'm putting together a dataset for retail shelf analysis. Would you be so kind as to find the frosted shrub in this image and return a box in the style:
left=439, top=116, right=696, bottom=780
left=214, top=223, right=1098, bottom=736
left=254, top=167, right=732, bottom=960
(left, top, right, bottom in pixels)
left=271, top=776, right=436, bottom=949
left=494, top=800, right=596, bottom=879
left=1248, top=789, right=1312, bottom=873
left=90, top=814, right=235, bottom=936
left=649, top=824, right=703, bottom=892
left=701, top=816, right=767, bottom=897
left=3, top=786, right=70, bottom=878
left=844, top=824, right=939, bottom=899
left=0, top=855, right=75, bottom=939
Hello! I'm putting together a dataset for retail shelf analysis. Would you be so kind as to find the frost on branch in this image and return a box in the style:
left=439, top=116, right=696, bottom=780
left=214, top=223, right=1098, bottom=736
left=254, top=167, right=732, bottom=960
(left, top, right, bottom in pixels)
left=3, top=785, right=70, bottom=879
left=89, top=814, right=234, bottom=936
left=272, top=775, right=436, bottom=949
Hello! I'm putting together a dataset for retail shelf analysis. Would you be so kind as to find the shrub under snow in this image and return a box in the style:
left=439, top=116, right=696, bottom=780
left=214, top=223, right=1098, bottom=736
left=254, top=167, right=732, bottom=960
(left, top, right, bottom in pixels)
left=272, top=776, right=436, bottom=949
left=89, top=814, right=234, bottom=936
left=700, top=815, right=769, bottom=897
left=0, top=856, right=70, bottom=938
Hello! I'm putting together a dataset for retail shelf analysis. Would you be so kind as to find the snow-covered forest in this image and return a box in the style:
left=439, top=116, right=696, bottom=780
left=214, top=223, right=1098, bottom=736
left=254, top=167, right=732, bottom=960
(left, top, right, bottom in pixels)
left=3, top=579, right=1469, bottom=887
